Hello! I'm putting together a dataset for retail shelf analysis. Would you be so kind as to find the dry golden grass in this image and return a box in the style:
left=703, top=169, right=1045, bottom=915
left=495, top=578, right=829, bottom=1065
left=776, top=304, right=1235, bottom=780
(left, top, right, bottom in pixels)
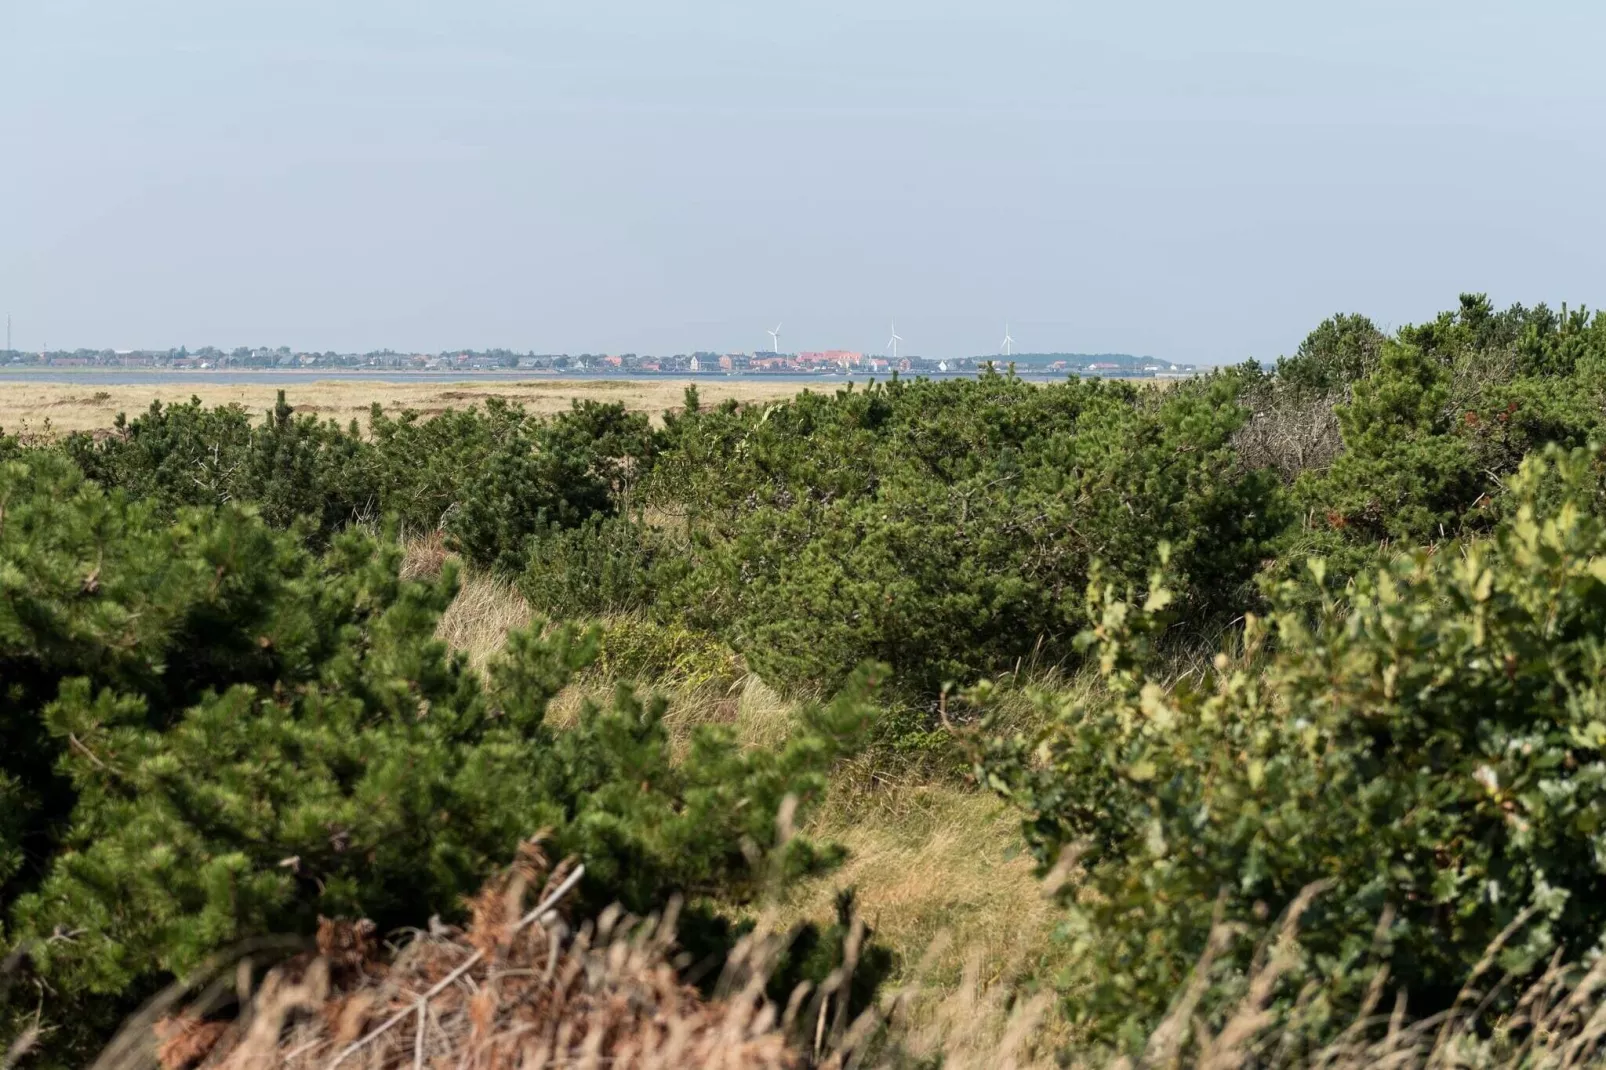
left=775, top=783, right=1065, bottom=1028
left=0, top=376, right=803, bottom=436
left=729, top=675, right=800, bottom=752
left=398, top=534, right=536, bottom=673
left=434, top=573, right=534, bottom=673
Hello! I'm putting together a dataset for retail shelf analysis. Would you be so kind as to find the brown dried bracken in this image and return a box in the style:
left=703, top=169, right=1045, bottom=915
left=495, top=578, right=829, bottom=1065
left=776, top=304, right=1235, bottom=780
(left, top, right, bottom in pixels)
left=152, top=1015, right=229, bottom=1070
left=315, top=917, right=380, bottom=984
left=139, top=843, right=801, bottom=1070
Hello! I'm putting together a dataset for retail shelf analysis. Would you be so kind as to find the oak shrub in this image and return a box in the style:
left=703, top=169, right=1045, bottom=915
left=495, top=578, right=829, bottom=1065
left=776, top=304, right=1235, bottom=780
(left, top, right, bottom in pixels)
left=979, top=448, right=1606, bottom=1047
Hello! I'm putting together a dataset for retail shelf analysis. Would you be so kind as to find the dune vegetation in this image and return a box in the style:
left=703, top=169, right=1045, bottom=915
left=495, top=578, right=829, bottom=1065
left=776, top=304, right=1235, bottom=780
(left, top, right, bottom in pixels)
left=11, top=295, right=1606, bottom=1066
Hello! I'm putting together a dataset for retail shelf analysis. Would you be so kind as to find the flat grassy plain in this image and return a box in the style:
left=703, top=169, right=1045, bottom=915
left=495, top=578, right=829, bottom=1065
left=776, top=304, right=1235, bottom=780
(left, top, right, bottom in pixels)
left=0, top=375, right=804, bottom=435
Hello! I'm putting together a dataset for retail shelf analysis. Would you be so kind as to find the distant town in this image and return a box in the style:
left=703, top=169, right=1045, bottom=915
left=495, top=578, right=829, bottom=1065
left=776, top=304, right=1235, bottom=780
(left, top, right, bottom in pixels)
left=0, top=345, right=1196, bottom=379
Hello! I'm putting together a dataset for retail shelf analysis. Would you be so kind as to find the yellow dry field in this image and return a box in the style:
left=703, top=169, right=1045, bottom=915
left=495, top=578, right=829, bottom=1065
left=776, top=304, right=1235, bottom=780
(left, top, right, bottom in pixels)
left=0, top=376, right=808, bottom=436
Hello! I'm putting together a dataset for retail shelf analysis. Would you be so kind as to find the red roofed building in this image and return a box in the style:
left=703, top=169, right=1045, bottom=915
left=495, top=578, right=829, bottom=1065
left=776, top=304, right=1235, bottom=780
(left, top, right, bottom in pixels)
left=797, top=350, right=863, bottom=369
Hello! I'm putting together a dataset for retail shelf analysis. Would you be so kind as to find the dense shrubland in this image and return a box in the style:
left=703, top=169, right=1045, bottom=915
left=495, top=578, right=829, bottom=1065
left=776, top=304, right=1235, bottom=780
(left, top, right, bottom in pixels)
left=641, top=376, right=1283, bottom=695
left=11, top=294, right=1606, bottom=1064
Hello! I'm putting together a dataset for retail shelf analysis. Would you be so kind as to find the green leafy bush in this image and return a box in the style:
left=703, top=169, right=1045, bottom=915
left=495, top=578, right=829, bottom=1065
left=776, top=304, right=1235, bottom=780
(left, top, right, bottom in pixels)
left=586, top=615, right=745, bottom=693
left=980, top=447, right=1606, bottom=1046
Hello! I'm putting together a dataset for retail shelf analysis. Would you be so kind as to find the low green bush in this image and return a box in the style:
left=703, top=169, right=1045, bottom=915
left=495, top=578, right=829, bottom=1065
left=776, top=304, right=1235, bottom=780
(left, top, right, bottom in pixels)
left=980, top=447, right=1606, bottom=1048
left=56, top=393, right=657, bottom=572
left=1296, top=343, right=1483, bottom=545
left=443, top=400, right=652, bottom=574
left=1272, top=311, right=1387, bottom=397
left=587, top=615, right=744, bottom=693
left=520, top=514, right=668, bottom=619
left=62, top=392, right=379, bottom=542
left=1289, top=299, right=1606, bottom=583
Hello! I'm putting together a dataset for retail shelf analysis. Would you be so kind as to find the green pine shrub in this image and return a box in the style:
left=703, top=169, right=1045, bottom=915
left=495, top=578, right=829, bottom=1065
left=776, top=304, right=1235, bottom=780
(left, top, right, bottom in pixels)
left=1281, top=308, right=1606, bottom=591
left=0, top=451, right=878, bottom=1064
left=979, top=446, right=1606, bottom=1048
left=1273, top=312, right=1387, bottom=397
left=1293, top=342, right=1481, bottom=547
left=62, top=392, right=380, bottom=543
left=363, top=402, right=516, bottom=533
left=650, top=371, right=1285, bottom=696
left=441, top=400, right=654, bottom=574
left=57, top=394, right=657, bottom=572
left=520, top=514, right=668, bottom=619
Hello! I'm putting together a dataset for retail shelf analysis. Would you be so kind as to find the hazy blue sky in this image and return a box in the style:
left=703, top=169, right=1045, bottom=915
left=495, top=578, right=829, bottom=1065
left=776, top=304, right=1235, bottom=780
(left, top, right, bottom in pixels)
left=4, top=1, right=1605, bottom=362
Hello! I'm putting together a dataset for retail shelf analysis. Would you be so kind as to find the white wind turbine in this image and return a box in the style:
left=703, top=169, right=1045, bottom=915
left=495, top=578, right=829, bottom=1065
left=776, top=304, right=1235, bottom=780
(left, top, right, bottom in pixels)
left=1000, top=323, right=1015, bottom=357
left=885, top=321, right=903, bottom=360
left=767, top=323, right=782, bottom=354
